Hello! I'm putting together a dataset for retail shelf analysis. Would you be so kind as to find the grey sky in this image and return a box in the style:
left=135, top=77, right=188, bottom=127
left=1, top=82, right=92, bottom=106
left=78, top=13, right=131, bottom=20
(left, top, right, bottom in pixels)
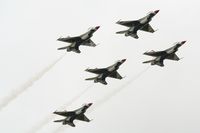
left=0, top=0, right=200, bottom=133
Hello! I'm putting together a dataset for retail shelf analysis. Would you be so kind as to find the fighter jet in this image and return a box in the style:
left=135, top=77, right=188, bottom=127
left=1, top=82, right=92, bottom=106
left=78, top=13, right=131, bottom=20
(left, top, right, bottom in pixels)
left=143, top=41, right=186, bottom=67
left=57, top=26, right=100, bottom=53
left=53, top=103, right=92, bottom=127
left=85, top=59, right=126, bottom=85
left=116, top=10, right=159, bottom=39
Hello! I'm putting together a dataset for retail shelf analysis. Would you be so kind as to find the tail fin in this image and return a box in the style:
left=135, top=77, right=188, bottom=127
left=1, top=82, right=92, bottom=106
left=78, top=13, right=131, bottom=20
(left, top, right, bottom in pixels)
left=116, top=30, right=128, bottom=34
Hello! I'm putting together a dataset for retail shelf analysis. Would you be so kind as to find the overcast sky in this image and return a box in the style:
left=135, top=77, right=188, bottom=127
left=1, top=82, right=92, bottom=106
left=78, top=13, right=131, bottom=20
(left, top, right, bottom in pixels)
left=0, top=0, right=200, bottom=133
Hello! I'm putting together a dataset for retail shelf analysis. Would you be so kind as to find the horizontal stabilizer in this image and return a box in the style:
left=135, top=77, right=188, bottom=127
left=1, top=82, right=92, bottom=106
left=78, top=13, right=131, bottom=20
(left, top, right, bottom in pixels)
left=116, top=30, right=128, bottom=34
left=85, top=77, right=97, bottom=80
left=57, top=46, right=68, bottom=50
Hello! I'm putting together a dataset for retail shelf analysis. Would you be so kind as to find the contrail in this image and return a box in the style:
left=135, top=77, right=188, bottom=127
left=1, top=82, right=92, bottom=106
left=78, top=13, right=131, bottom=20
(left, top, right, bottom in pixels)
left=92, top=66, right=150, bottom=110
left=28, top=84, right=93, bottom=133
left=53, top=66, right=150, bottom=133
left=0, top=54, right=65, bottom=111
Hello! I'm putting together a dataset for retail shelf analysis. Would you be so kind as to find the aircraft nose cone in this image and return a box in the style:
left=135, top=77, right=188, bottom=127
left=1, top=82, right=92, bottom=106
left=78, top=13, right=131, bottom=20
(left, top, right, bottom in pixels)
left=95, top=26, right=100, bottom=30
left=121, top=59, right=126, bottom=63
left=88, top=103, right=93, bottom=106
left=155, top=10, right=160, bottom=13
left=181, top=40, right=186, bottom=44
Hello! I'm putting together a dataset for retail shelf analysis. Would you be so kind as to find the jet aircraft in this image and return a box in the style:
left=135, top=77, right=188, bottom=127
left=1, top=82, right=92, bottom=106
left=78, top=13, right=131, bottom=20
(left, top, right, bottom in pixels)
left=53, top=103, right=93, bottom=127
left=116, top=10, right=159, bottom=39
left=143, top=41, right=186, bottom=67
left=57, top=26, right=100, bottom=53
left=85, top=59, right=126, bottom=85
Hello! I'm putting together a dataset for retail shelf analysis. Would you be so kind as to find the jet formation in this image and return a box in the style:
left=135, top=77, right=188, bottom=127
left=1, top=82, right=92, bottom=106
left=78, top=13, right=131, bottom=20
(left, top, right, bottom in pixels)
left=85, top=59, right=126, bottom=85
left=143, top=41, right=186, bottom=67
left=54, top=103, right=92, bottom=127
left=116, top=10, right=159, bottom=39
left=53, top=9, right=187, bottom=128
left=57, top=26, right=100, bottom=53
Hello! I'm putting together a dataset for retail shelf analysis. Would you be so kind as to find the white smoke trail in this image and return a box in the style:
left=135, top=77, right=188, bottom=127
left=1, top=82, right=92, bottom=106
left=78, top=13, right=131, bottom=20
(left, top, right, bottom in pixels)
left=92, top=66, right=150, bottom=110
left=52, top=124, right=66, bottom=133
left=28, top=84, right=93, bottom=133
left=53, top=66, right=150, bottom=133
left=0, top=54, right=65, bottom=111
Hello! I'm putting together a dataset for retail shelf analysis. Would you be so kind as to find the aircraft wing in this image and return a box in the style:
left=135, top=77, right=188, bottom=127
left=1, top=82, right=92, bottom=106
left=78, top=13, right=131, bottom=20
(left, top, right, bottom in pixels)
left=54, top=111, right=75, bottom=117
left=58, top=36, right=81, bottom=43
left=166, top=54, right=180, bottom=61
left=85, top=68, right=107, bottom=74
left=76, top=114, right=90, bottom=122
left=140, top=24, right=155, bottom=33
left=144, top=50, right=166, bottom=57
left=108, top=71, right=123, bottom=79
left=82, top=39, right=97, bottom=47
left=117, top=20, right=140, bottom=27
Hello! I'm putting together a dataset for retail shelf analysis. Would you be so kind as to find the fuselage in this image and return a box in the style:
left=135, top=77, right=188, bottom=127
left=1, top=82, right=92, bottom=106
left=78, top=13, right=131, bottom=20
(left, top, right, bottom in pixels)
left=128, top=11, right=157, bottom=34
left=54, top=103, right=92, bottom=121
left=96, top=59, right=126, bottom=80
left=58, top=26, right=99, bottom=46
left=143, top=41, right=186, bottom=66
